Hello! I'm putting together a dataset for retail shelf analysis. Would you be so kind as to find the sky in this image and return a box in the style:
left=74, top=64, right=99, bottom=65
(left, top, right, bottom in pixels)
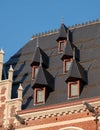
left=0, top=0, right=100, bottom=62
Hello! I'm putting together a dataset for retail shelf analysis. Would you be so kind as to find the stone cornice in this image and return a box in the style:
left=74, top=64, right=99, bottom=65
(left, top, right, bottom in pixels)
left=17, top=97, right=100, bottom=121
left=0, top=79, right=9, bottom=85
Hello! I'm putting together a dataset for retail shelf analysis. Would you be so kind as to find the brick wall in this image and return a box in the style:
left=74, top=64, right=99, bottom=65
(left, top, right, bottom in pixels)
left=14, top=99, right=100, bottom=130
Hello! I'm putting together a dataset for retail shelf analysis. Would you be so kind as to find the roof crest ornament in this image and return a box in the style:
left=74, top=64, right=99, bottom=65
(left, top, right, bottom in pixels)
left=31, top=19, right=100, bottom=40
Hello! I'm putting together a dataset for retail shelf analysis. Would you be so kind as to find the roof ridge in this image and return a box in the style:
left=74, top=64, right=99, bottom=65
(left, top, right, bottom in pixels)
left=31, top=19, right=100, bottom=40
left=70, top=19, right=100, bottom=29
left=31, top=29, right=59, bottom=40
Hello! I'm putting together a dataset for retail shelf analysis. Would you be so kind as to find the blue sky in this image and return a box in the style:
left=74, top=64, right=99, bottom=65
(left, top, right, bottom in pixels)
left=0, top=0, right=100, bottom=62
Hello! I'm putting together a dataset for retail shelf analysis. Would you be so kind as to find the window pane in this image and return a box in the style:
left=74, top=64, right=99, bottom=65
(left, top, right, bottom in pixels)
left=60, top=42, right=65, bottom=51
left=71, top=84, right=78, bottom=96
left=66, top=61, right=71, bottom=70
left=35, top=67, right=39, bottom=77
left=37, top=90, right=44, bottom=103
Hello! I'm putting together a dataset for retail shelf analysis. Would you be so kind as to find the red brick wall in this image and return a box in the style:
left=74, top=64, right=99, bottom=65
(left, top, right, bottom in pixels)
left=15, top=108, right=100, bottom=130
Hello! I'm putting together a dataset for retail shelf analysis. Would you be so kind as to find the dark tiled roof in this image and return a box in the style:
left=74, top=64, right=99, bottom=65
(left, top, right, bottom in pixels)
left=4, top=20, right=100, bottom=109
left=65, top=59, right=86, bottom=83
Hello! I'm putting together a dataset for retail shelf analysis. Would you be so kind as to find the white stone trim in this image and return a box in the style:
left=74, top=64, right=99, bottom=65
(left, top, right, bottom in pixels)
left=19, top=100, right=100, bottom=121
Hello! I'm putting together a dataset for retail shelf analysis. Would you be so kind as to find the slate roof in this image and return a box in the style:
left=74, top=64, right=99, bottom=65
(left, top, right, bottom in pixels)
left=4, top=20, right=100, bottom=109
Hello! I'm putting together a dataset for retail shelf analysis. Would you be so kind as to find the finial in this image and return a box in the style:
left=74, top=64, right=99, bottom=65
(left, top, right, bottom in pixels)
left=18, top=83, right=23, bottom=91
left=9, top=65, right=13, bottom=71
left=73, top=48, right=75, bottom=60
left=61, top=17, right=64, bottom=24
left=36, top=37, right=39, bottom=47
left=0, top=48, right=4, bottom=54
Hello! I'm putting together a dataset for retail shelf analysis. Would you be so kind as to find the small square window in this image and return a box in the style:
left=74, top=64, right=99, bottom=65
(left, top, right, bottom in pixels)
left=32, top=66, right=39, bottom=79
left=63, top=59, right=72, bottom=73
left=34, top=67, right=39, bottom=77
left=58, top=40, right=66, bottom=53
left=68, top=81, right=80, bottom=98
left=60, top=42, right=65, bottom=51
left=34, top=87, right=45, bottom=105
left=70, top=83, right=78, bottom=97
left=36, top=89, right=45, bottom=103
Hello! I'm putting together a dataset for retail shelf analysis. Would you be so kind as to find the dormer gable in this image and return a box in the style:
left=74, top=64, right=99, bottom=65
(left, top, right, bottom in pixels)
left=30, top=45, right=49, bottom=79
left=56, top=24, right=69, bottom=53
left=65, top=59, right=86, bottom=99
left=32, top=65, right=54, bottom=105
left=62, top=45, right=79, bottom=73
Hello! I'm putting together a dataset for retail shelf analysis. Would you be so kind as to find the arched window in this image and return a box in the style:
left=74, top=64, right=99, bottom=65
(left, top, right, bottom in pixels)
left=59, top=126, right=84, bottom=130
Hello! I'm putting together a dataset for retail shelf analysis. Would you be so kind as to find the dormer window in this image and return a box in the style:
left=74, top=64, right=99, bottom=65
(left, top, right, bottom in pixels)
left=63, top=58, right=72, bottom=73
left=34, top=87, right=45, bottom=105
left=58, top=40, right=66, bottom=53
left=32, top=66, right=39, bottom=79
left=32, top=65, right=54, bottom=106
left=65, top=59, right=87, bottom=99
left=68, top=80, right=80, bottom=99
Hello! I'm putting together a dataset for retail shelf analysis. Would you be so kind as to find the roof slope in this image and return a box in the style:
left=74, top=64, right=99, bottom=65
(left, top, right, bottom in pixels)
left=4, top=20, right=100, bottom=109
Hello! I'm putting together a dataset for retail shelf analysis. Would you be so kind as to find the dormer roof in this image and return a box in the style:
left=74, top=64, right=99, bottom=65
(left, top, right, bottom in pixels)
left=61, top=41, right=79, bottom=60
left=30, top=46, right=49, bottom=68
left=65, top=59, right=86, bottom=83
left=32, top=65, right=54, bottom=91
left=56, top=23, right=68, bottom=41
left=61, top=40, right=73, bottom=60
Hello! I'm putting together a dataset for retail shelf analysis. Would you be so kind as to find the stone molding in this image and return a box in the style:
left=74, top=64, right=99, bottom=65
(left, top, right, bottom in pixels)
left=18, top=100, right=100, bottom=122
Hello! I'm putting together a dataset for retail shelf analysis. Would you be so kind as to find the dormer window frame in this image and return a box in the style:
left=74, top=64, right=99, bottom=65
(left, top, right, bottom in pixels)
left=63, top=58, right=73, bottom=73
left=32, top=65, right=39, bottom=79
left=58, top=39, right=67, bottom=53
left=68, top=80, right=80, bottom=99
left=34, top=87, right=46, bottom=105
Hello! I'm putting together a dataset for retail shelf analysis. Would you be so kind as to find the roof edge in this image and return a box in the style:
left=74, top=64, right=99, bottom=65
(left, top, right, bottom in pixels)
left=30, top=19, right=100, bottom=40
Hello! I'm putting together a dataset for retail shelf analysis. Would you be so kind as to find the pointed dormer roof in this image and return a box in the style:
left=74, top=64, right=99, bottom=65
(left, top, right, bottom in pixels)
left=65, top=59, right=86, bottom=83
left=56, top=23, right=68, bottom=41
left=61, top=43, right=79, bottom=60
left=30, top=46, right=49, bottom=68
left=61, top=40, right=73, bottom=60
left=32, top=65, right=54, bottom=91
